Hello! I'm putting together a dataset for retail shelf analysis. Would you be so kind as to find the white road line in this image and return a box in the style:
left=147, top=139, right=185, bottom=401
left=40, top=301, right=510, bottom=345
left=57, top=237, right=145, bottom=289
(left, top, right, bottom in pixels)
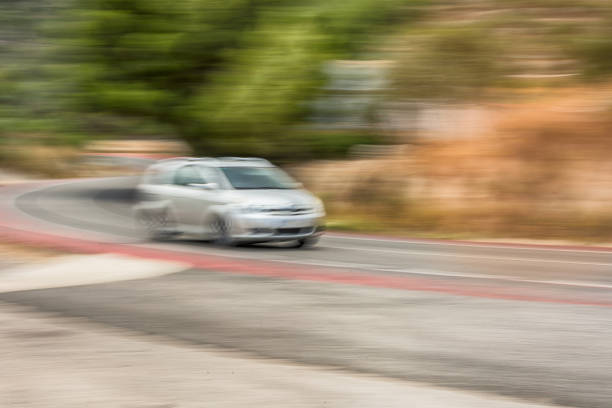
left=269, top=259, right=612, bottom=289
left=380, top=268, right=612, bottom=289
left=323, top=244, right=612, bottom=267
left=141, top=244, right=612, bottom=290
left=145, top=240, right=612, bottom=268
left=139, top=242, right=612, bottom=288
left=327, top=233, right=612, bottom=254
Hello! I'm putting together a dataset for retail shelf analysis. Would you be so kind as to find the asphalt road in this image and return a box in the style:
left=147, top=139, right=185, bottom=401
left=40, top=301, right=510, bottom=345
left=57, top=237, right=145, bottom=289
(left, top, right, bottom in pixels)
left=3, top=177, right=612, bottom=408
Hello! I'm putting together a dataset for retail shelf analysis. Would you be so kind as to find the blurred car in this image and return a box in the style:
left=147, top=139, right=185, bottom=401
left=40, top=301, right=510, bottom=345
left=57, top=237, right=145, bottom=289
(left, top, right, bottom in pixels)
left=134, top=157, right=325, bottom=247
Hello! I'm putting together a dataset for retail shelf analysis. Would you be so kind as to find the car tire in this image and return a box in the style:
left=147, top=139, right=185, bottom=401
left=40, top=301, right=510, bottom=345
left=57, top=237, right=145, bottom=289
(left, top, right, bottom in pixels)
left=294, top=235, right=320, bottom=248
left=137, top=208, right=177, bottom=241
left=210, top=216, right=235, bottom=246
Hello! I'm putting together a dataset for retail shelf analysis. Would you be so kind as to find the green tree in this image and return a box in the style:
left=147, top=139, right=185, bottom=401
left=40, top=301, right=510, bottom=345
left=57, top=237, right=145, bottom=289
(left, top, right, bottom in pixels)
left=50, top=0, right=421, bottom=157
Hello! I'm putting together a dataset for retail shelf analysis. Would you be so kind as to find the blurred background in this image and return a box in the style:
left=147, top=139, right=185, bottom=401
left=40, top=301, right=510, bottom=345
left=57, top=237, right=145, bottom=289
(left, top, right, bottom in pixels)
left=4, top=4, right=612, bottom=408
left=3, top=0, right=612, bottom=242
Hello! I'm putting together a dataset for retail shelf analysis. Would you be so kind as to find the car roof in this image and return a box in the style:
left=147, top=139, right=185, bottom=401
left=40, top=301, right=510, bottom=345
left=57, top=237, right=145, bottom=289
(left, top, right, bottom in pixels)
left=150, top=157, right=273, bottom=170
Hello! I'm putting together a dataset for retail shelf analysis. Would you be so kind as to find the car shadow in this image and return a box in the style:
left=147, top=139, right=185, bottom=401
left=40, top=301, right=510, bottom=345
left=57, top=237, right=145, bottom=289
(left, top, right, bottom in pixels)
left=176, top=239, right=321, bottom=251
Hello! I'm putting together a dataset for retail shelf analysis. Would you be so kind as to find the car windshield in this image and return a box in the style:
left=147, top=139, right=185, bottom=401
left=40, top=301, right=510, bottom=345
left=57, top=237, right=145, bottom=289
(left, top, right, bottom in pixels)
left=221, top=166, right=297, bottom=190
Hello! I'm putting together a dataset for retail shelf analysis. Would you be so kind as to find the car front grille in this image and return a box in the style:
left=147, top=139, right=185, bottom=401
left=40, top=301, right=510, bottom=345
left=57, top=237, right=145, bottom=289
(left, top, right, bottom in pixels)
left=276, top=227, right=315, bottom=235
left=270, top=208, right=313, bottom=215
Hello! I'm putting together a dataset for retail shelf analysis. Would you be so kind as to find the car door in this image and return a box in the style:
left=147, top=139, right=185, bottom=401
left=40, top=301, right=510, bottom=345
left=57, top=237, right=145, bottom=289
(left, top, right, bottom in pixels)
left=171, top=165, right=221, bottom=232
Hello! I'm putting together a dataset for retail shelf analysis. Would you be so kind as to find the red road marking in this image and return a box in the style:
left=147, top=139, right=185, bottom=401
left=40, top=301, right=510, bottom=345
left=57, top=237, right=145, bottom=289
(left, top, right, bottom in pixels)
left=0, top=224, right=610, bottom=307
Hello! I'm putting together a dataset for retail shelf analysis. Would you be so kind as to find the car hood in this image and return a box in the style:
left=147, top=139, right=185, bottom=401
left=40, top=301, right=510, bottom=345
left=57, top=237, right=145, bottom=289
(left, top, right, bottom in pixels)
left=228, top=189, right=319, bottom=209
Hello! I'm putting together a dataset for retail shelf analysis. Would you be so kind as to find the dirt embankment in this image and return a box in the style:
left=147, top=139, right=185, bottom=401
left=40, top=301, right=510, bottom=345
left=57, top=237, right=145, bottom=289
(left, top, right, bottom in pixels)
left=298, top=92, right=612, bottom=241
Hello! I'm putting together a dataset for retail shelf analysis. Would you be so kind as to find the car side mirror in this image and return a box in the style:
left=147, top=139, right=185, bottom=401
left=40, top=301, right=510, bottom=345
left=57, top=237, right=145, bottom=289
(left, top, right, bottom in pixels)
left=188, top=182, right=218, bottom=190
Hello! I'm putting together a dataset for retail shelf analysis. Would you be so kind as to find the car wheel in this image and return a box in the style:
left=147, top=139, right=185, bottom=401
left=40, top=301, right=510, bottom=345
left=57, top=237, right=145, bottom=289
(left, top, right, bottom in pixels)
left=294, top=235, right=320, bottom=248
left=137, top=209, right=177, bottom=241
left=210, top=216, right=235, bottom=246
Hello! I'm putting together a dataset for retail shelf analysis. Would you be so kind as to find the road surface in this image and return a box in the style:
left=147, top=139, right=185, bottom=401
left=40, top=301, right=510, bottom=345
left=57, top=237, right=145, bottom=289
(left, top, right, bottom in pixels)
left=2, top=177, right=612, bottom=408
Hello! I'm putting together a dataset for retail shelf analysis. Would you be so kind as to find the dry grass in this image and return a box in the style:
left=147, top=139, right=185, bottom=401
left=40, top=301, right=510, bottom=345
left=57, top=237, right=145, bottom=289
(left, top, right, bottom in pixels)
left=0, top=139, right=176, bottom=178
left=0, top=144, right=80, bottom=178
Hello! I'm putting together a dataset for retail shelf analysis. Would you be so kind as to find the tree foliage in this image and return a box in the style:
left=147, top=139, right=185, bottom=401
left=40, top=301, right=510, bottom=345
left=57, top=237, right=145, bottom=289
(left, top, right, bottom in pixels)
left=48, top=0, right=419, bottom=157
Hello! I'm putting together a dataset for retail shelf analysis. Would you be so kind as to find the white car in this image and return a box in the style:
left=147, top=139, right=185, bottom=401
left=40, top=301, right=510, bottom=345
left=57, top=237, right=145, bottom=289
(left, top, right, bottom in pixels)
left=134, top=157, right=325, bottom=247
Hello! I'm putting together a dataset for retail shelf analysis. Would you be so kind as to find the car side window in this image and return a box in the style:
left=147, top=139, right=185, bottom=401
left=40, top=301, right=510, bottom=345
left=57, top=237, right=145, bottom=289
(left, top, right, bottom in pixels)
left=174, top=165, right=204, bottom=186
left=199, top=167, right=222, bottom=187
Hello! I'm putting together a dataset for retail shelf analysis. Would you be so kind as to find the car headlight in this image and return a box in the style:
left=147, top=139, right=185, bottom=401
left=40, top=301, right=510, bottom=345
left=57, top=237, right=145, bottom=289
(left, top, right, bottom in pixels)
left=313, top=198, right=325, bottom=214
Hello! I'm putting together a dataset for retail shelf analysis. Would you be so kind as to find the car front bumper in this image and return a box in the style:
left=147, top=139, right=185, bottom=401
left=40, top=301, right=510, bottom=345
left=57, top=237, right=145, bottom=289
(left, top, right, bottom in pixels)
left=228, top=211, right=325, bottom=242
